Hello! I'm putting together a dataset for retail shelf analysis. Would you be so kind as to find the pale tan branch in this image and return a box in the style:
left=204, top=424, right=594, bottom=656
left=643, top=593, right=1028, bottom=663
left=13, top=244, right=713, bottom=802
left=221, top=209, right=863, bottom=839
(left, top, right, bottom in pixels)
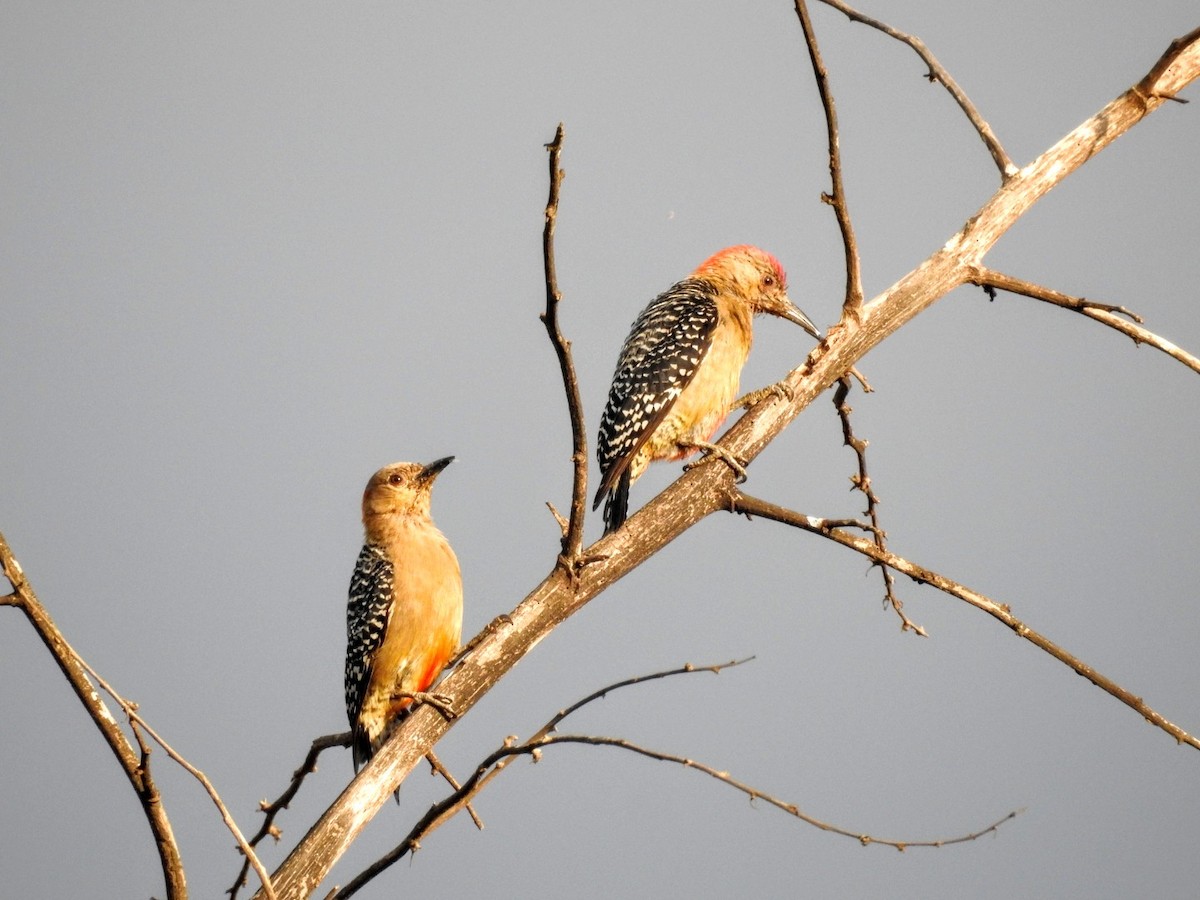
left=817, top=0, right=1016, bottom=178
left=731, top=492, right=1200, bottom=752
left=794, top=0, right=864, bottom=317
left=968, top=265, right=1200, bottom=375
left=0, top=532, right=188, bottom=900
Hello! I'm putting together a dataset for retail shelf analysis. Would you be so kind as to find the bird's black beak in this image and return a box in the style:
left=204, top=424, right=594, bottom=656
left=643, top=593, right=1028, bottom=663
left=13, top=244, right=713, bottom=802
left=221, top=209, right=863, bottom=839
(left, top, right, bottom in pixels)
left=420, top=456, right=455, bottom=482
left=781, top=300, right=822, bottom=340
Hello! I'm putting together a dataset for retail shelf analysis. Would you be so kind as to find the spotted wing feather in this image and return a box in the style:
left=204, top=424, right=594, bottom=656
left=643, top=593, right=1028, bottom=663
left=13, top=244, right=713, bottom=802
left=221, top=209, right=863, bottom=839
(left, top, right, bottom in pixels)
left=345, top=543, right=394, bottom=771
left=594, top=279, right=719, bottom=508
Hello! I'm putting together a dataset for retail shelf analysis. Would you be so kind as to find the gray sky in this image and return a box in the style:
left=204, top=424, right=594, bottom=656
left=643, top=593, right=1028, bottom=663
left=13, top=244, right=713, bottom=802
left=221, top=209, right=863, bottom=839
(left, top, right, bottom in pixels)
left=4, top=2, right=1199, bottom=898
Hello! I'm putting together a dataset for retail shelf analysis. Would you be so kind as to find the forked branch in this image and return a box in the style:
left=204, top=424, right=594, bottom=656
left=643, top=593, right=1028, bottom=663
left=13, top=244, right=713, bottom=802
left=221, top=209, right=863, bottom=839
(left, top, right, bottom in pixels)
left=968, top=265, right=1200, bottom=375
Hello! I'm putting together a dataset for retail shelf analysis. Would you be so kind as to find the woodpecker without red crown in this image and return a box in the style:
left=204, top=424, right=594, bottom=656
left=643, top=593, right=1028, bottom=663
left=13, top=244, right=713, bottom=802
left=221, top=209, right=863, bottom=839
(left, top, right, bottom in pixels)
left=593, top=245, right=820, bottom=534
left=345, top=456, right=462, bottom=776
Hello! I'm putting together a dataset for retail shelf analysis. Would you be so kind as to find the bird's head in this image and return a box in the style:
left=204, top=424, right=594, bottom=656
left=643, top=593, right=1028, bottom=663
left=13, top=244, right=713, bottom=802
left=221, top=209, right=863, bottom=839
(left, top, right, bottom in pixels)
left=362, top=456, right=454, bottom=519
left=694, top=245, right=821, bottom=339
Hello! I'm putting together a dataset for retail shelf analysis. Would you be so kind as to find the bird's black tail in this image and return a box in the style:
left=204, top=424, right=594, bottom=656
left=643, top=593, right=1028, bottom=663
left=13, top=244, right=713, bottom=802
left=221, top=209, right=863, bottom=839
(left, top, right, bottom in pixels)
left=352, top=720, right=404, bottom=803
left=602, top=469, right=632, bottom=535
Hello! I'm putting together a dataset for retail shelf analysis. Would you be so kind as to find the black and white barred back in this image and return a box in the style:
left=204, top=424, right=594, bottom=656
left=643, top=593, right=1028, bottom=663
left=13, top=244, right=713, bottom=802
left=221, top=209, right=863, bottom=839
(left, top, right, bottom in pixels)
left=345, top=543, right=394, bottom=771
left=594, top=279, right=719, bottom=529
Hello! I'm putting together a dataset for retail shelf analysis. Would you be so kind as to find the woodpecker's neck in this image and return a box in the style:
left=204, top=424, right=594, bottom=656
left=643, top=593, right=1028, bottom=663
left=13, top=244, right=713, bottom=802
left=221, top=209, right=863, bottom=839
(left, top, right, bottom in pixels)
left=716, top=291, right=755, bottom=350
left=363, top=511, right=443, bottom=550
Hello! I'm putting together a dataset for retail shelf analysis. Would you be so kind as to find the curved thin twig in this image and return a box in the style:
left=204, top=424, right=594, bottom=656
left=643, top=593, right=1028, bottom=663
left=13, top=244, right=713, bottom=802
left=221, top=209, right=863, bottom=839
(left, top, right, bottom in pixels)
left=71, top=654, right=276, bottom=899
left=831, top=376, right=925, bottom=635
left=539, top=123, right=590, bottom=573
left=968, top=265, right=1200, bottom=375
left=794, top=0, right=864, bottom=318
left=334, top=659, right=754, bottom=897
left=731, top=492, right=1200, bottom=752
left=228, top=732, right=350, bottom=900
left=531, top=734, right=1022, bottom=850
left=818, top=0, right=1017, bottom=179
left=0, top=532, right=188, bottom=900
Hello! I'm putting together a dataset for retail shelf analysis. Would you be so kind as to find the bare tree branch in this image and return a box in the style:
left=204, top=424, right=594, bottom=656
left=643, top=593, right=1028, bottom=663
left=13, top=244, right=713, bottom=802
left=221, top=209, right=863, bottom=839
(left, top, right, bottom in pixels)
left=539, top=122, right=590, bottom=572
left=794, top=0, right=864, bottom=318
left=730, top=492, right=1200, bottom=752
left=333, top=658, right=754, bottom=897
left=968, top=265, right=1200, bottom=375
left=832, top=377, right=925, bottom=635
left=522, top=734, right=1022, bottom=850
left=817, top=0, right=1017, bottom=179
left=337, top=656, right=1015, bottom=896
left=254, top=31, right=1200, bottom=898
left=0, top=531, right=188, bottom=900
left=229, top=733, right=350, bottom=900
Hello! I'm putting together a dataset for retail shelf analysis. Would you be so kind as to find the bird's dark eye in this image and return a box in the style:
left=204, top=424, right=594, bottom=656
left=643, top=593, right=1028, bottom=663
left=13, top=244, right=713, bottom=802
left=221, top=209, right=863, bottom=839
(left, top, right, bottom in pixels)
left=763, top=275, right=775, bottom=287
left=388, top=473, right=404, bottom=486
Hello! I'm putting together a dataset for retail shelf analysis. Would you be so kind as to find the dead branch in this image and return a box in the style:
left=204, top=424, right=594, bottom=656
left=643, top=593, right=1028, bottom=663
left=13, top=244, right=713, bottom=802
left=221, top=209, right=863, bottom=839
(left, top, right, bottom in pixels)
left=336, top=657, right=1014, bottom=896
left=730, top=492, right=1200, bottom=752
left=229, top=732, right=350, bottom=900
left=0, top=531, right=188, bottom=900
left=539, top=123, right=590, bottom=572
left=831, top=376, right=925, bottom=635
left=519, top=734, right=1021, bottom=850
left=817, top=0, right=1017, bottom=178
left=794, top=0, right=863, bottom=318
left=968, top=265, right=1200, bottom=375
left=334, top=659, right=754, bottom=896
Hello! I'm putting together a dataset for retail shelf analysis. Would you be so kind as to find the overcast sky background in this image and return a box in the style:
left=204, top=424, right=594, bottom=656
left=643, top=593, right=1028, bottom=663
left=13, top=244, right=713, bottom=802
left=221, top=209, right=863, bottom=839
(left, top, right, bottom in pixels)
left=4, top=2, right=1199, bottom=898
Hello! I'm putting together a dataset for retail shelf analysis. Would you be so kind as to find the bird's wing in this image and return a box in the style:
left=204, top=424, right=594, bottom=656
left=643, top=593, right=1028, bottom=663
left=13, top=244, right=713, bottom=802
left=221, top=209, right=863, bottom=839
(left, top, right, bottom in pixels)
left=594, top=280, right=719, bottom=502
left=345, top=543, right=395, bottom=728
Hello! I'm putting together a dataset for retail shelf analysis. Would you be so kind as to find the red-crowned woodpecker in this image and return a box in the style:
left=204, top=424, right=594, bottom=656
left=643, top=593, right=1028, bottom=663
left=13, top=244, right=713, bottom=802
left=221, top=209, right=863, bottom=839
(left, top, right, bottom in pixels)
left=594, top=246, right=820, bottom=534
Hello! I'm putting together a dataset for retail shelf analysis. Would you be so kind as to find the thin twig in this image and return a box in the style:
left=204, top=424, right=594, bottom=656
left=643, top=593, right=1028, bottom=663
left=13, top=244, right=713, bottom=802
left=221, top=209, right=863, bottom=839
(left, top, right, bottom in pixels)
left=731, top=492, right=1200, bottom=752
left=818, top=0, right=1017, bottom=179
left=530, top=734, right=1021, bottom=850
left=335, top=656, right=1014, bottom=896
left=0, top=531, right=188, bottom=900
left=539, top=122, right=590, bottom=575
left=794, top=0, right=864, bottom=319
left=968, top=266, right=1200, bottom=375
left=831, top=378, right=926, bottom=635
left=334, top=659, right=754, bottom=897
left=424, top=750, right=483, bottom=830
left=123, top=708, right=277, bottom=900
left=229, top=732, right=351, bottom=900
left=70, top=655, right=277, bottom=900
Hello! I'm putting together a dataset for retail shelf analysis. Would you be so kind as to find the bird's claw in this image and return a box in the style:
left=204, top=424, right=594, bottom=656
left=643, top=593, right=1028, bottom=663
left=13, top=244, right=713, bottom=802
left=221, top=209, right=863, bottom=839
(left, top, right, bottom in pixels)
left=681, top=440, right=748, bottom=483
left=397, top=690, right=459, bottom=719
left=733, top=381, right=793, bottom=410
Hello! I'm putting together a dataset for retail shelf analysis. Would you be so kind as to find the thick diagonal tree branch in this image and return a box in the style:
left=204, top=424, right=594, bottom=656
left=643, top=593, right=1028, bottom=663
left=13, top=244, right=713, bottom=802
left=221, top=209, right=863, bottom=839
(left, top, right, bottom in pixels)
left=255, top=30, right=1200, bottom=899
